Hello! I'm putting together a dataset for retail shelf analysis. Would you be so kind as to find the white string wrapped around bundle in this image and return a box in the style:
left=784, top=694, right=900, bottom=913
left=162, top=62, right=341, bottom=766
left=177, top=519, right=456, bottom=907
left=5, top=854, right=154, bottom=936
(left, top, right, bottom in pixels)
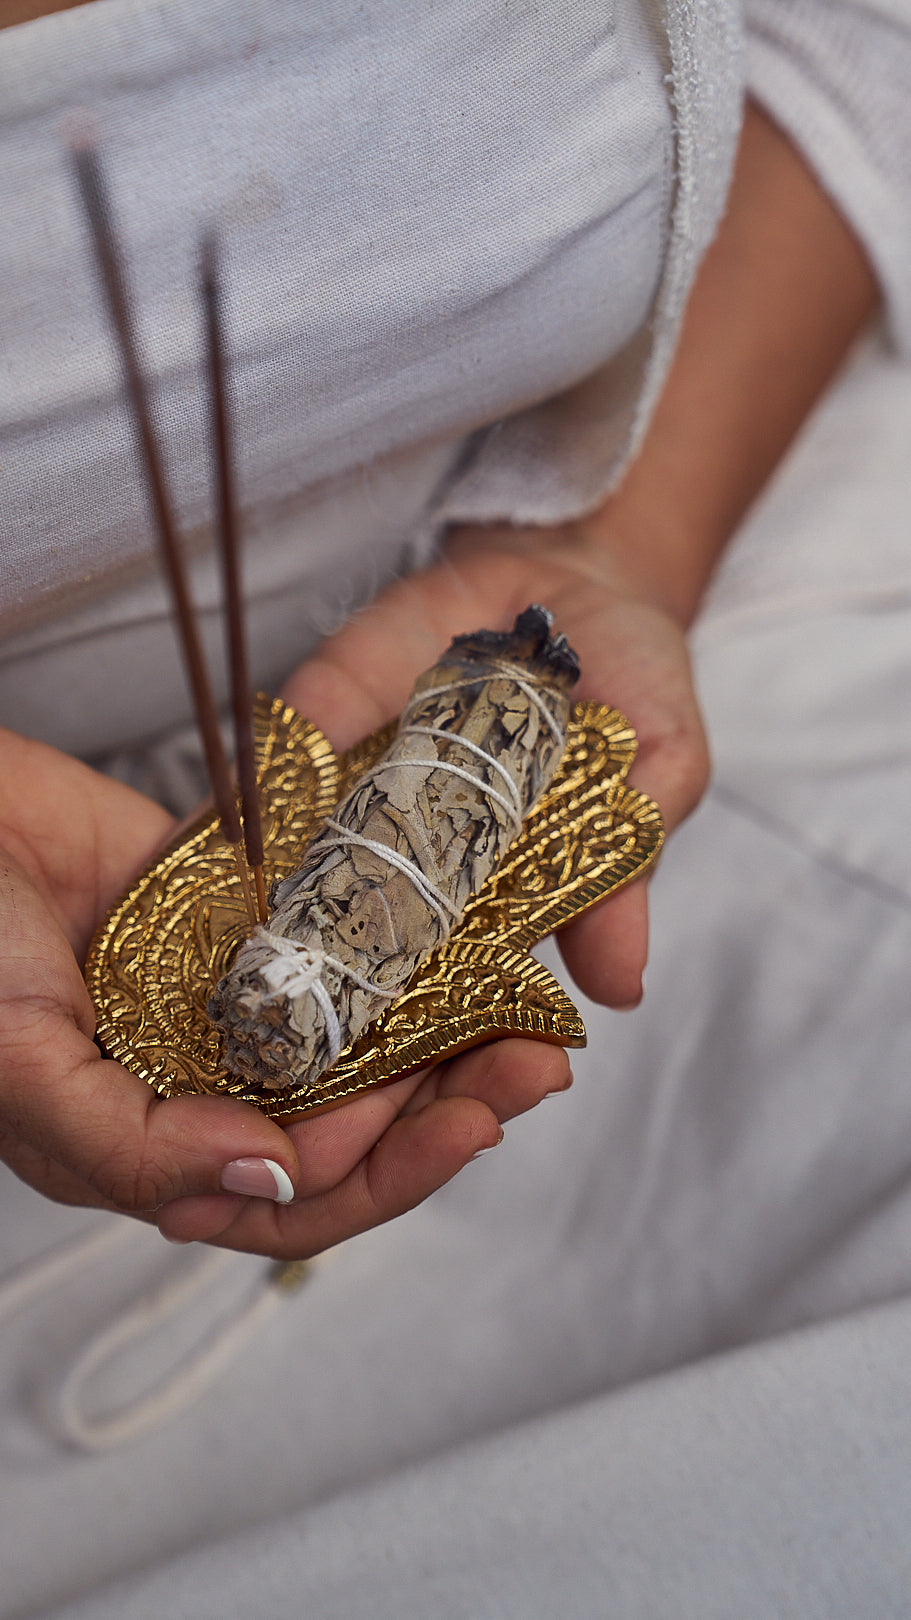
left=208, top=606, right=580, bottom=1091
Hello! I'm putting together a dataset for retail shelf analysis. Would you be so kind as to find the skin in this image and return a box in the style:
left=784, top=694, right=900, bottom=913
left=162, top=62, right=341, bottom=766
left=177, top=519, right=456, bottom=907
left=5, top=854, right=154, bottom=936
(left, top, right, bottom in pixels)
left=0, top=0, right=94, bottom=28
left=0, top=56, right=878, bottom=1254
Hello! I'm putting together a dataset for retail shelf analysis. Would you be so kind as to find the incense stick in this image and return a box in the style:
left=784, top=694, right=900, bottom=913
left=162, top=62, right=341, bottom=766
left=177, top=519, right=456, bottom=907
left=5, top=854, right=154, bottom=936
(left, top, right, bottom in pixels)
left=200, top=235, right=267, bottom=923
left=71, top=135, right=258, bottom=926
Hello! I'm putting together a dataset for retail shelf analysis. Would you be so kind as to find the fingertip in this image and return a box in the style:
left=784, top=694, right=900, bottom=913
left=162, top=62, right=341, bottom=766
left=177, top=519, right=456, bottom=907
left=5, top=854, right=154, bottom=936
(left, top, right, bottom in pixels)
left=469, top=1126, right=505, bottom=1160
left=221, top=1156, right=295, bottom=1203
left=557, top=880, right=649, bottom=1007
left=477, top=1037, right=572, bottom=1111
left=610, top=983, right=645, bottom=1012
left=378, top=1093, right=500, bottom=1191
left=157, top=1191, right=247, bottom=1244
left=146, top=1091, right=300, bottom=1197
left=279, top=651, right=389, bottom=753
left=77, top=1081, right=302, bottom=1215
left=422, top=1037, right=572, bottom=1122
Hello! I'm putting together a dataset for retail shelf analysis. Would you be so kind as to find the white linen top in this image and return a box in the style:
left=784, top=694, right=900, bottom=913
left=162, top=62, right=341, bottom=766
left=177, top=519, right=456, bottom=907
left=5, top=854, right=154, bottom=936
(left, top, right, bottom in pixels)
left=0, top=0, right=737, bottom=757
left=2, top=1, right=911, bottom=764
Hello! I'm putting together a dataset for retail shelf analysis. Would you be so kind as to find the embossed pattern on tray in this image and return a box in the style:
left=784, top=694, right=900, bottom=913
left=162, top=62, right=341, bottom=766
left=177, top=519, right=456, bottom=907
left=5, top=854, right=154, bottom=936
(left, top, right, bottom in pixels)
left=86, top=695, right=662, bottom=1117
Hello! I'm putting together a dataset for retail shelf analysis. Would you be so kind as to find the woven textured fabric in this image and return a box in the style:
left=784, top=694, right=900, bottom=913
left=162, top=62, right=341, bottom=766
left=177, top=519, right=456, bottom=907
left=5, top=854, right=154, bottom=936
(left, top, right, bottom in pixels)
left=0, top=0, right=673, bottom=640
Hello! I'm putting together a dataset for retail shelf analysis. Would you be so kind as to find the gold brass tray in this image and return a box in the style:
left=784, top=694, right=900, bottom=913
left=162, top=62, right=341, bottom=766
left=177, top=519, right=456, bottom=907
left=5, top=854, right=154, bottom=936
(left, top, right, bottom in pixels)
left=86, top=694, right=663, bottom=1118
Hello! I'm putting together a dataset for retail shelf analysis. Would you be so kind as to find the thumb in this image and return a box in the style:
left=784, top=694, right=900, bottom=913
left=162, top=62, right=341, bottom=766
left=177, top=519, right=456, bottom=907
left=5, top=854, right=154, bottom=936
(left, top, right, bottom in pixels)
left=1, top=1027, right=299, bottom=1215
left=0, top=861, right=298, bottom=1214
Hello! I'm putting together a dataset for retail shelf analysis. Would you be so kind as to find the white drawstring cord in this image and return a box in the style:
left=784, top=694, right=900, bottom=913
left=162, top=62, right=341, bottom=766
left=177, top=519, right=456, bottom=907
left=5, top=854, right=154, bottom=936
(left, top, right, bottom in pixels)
left=54, top=1251, right=289, bottom=1451
left=0, top=1223, right=312, bottom=1452
left=0, top=1222, right=128, bottom=1320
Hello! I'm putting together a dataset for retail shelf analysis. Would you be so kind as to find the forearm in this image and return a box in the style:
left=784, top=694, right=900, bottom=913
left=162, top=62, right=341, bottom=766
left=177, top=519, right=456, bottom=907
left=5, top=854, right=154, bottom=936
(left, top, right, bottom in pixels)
left=286, top=101, right=879, bottom=859
left=572, top=99, right=879, bottom=626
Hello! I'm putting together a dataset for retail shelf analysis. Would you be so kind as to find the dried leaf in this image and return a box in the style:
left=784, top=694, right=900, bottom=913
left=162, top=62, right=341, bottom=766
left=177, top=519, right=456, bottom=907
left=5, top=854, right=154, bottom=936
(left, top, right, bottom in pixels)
left=209, top=606, right=580, bottom=1091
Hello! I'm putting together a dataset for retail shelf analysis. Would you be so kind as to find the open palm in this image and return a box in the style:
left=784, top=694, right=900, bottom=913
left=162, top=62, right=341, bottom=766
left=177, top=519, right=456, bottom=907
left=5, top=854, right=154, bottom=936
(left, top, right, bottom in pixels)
left=0, top=727, right=567, bottom=1253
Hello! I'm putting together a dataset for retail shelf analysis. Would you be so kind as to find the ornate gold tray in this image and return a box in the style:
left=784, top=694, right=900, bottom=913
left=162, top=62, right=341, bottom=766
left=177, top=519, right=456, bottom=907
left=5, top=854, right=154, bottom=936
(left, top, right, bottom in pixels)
left=85, top=694, right=663, bottom=1118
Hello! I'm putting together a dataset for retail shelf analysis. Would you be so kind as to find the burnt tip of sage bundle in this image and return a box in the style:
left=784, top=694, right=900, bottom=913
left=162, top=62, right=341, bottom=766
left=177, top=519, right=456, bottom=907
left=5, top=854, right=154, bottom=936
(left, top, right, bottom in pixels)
left=447, top=603, right=581, bottom=689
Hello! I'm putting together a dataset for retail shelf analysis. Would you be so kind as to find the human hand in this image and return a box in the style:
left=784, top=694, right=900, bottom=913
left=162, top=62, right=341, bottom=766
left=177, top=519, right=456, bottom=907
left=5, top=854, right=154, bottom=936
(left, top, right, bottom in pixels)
left=0, top=728, right=563, bottom=1252
left=0, top=727, right=310, bottom=1220
left=281, top=518, right=710, bottom=1011
left=160, top=509, right=706, bottom=1255
left=5, top=100, right=875, bottom=1260
left=165, top=515, right=705, bottom=1256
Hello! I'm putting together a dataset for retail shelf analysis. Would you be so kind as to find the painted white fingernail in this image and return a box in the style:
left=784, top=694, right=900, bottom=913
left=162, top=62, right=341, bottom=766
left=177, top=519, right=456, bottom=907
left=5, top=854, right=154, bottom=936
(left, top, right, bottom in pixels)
left=221, top=1157, right=295, bottom=1203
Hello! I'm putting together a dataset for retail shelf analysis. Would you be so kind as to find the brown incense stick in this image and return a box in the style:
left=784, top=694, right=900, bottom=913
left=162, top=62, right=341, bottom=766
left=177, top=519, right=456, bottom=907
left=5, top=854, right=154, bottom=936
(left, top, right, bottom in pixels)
left=200, top=235, right=267, bottom=923
left=71, top=134, right=257, bottom=926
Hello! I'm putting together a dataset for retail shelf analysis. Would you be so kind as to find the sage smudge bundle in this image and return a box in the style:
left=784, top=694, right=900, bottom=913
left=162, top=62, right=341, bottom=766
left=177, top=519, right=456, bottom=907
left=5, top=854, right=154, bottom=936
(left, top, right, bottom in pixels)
left=209, top=605, right=580, bottom=1090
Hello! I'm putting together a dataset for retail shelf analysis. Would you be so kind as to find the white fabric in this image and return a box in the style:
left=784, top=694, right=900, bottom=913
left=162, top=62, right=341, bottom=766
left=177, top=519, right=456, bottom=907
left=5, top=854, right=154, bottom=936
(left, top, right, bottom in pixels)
left=0, top=0, right=748, bottom=763
left=437, top=0, right=744, bottom=523
left=41, top=1299, right=911, bottom=1619
left=2, top=0, right=911, bottom=1615
left=0, top=439, right=462, bottom=758
left=0, top=0, right=676, bottom=640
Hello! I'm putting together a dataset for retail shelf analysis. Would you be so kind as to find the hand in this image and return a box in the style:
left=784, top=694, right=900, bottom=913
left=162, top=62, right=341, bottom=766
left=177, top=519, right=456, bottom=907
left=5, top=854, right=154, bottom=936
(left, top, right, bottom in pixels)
left=161, top=518, right=698, bottom=1255
left=281, top=519, right=710, bottom=1011
left=0, top=728, right=564, bottom=1253
left=0, top=727, right=307, bottom=1218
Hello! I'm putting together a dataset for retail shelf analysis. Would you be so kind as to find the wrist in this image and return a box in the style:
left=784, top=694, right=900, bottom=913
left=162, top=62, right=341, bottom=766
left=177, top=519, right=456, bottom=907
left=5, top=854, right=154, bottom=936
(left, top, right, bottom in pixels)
left=507, top=101, right=880, bottom=633
left=442, top=514, right=696, bottom=644
left=563, top=500, right=699, bottom=629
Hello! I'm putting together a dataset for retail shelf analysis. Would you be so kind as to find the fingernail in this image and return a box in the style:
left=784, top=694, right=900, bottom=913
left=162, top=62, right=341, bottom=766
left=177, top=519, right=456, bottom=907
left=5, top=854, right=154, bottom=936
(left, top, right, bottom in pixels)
left=220, top=1158, right=294, bottom=1204
left=471, top=1129, right=504, bottom=1161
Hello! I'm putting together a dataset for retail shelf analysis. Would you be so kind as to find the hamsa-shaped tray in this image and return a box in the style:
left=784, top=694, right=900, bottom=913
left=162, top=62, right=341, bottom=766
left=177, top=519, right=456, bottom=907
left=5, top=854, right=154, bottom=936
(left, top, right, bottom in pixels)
left=85, top=694, right=663, bottom=1118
